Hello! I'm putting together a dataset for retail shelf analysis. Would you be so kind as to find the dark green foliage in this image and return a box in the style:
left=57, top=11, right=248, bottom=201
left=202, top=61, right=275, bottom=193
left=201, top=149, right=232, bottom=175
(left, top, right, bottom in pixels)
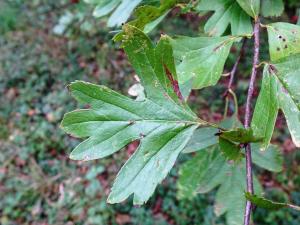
left=245, top=192, right=288, bottom=210
left=0, top=1, right=21, bottom=33
left=219, top=128, right=263, bottom=144
left=218, top=138, right=244, bottom=161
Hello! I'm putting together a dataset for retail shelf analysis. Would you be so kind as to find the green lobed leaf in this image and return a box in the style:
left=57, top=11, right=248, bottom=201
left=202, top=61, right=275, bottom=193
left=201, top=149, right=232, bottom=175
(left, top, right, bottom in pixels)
left=170, top=35, right=234, bottom=89
left=177, top=146, right=229, bottom=199
left=267, top=22, right=300, bottom=61
left=245, top=192, right=288, bottom=210
left=236, top=0, right=260, bottom=18
left=214, top=162, right=262, bottom=225
left=219, top=127, right=263, bottom=144
left=178, top=114, right=283, bottom=223
left=261, top=0, right=284, bottom=17
left=251, top=66, right=279, bottom=150
left=61, top=25, right=213, bottom=205
left=218, top=138, right=244, bottom=161
left=196, top=0, right=253, bottom=36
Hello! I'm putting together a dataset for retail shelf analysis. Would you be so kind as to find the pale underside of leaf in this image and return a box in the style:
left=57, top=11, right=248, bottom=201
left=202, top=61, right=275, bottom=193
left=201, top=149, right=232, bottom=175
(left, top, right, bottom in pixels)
left=171, top=35, right=234, bottom=89
left=196, top=0, right=253, bottom=36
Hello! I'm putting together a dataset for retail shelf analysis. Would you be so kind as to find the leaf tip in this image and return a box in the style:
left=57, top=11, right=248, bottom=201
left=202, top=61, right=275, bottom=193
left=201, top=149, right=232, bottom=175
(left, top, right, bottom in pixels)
left=69, top=149, right=89, bottom=161
left=69, top=152, right=78, bottom=161
left=106, top=196, right=116, bottom=204
left=107, top=192, right=123, bottom=205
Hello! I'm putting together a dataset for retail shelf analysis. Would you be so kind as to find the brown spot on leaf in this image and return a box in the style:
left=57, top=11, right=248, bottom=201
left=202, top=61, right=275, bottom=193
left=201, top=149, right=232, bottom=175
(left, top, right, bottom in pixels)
left=129, top=120, right=136, bottom=125
left=268, top=64, right=278, bottom=74
left=164, top=64, right=184, bottom=101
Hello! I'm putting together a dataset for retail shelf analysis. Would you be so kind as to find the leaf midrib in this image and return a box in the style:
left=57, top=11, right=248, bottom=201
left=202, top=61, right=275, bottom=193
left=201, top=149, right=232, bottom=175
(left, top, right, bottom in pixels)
left=66, top=119, right=202, bottom=126
left=110, top=125, right=193, bottom=197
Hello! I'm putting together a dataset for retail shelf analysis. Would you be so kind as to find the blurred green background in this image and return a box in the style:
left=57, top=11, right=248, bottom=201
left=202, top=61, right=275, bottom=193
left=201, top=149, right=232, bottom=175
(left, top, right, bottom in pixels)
left=0, top=1, right=300, bottom=224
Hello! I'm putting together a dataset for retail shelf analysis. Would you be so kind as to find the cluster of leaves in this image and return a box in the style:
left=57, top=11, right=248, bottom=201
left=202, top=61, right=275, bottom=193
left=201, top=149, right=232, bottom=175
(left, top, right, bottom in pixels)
left=83, top=0, right=177, bottom=30
left=60, top=0, right=300, bottom=224
left=2, top=0, right=300, bottom=224
left=2, top=2, right=240, bottom=224
left=252, top=22, right=300, bottom=151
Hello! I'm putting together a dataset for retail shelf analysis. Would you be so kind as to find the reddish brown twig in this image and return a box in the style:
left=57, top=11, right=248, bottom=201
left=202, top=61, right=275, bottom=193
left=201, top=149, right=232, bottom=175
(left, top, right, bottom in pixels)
left=225, top=39, right=247, bottom=95
left=222, top=39, right=246, bottom=117
left=243, top=18, right=260, bottom=225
